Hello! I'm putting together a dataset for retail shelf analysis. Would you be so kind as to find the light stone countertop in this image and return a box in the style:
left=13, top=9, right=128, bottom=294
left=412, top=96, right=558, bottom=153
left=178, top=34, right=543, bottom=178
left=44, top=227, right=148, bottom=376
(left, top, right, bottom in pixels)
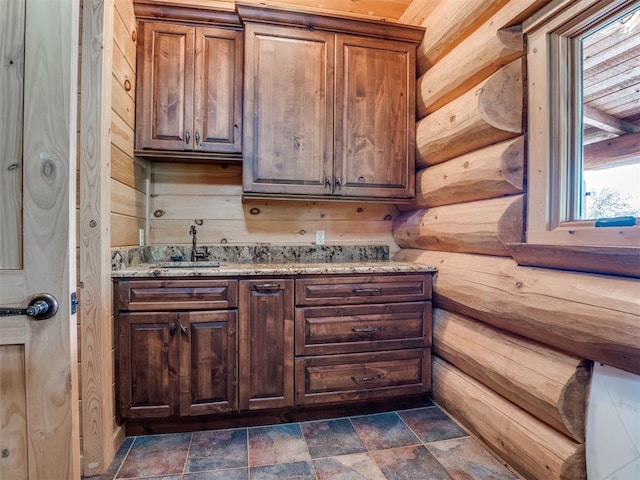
left=110, top=245, right=436, bottom=278
left=111, top=260, right=436, bottom=278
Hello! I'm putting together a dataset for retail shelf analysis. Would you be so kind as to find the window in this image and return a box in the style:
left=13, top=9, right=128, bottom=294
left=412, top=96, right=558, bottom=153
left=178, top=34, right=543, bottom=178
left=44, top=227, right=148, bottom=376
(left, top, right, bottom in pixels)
left=519, top=0, right=639, bottom=276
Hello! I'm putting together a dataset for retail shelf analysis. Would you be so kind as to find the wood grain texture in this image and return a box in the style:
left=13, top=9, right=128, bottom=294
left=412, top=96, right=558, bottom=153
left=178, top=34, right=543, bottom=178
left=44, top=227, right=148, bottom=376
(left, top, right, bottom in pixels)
left=416, top=58, right=524, bottom=168
left=412, top=0, right=553, bottom=116
left=111, top=213, right=145, bottom=247
left=404, top=136, right=524, bottom=210
left=0, top=345, right=28, bottom=480
left=433, top=308, right=590, bottom=442
left=432, top=357, right=586, bottom=480
left=150, top=218, right=398, bottom=249
left=238, top=279, right=295, bottom=410
left=416, top=25, right=523, bottom=118
left=414, top=0, right=509, bottom=75
left=393, top=195, right=524, bottom=256
left=149, top=162, right=399, bottom=252
left=23, top=0, right=81, bottom=476
left=111, top=144, right=147, bottom=192
left=393, top=249, right=640, bottom=374
left=79, top=0, right=117, bottom=474
left=0, top=0, right=24, bottom=269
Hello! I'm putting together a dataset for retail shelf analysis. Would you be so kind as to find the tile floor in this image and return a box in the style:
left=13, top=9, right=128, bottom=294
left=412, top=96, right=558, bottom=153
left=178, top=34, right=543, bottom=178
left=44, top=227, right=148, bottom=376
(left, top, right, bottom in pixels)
left=85, top=401, right=518, bottom=480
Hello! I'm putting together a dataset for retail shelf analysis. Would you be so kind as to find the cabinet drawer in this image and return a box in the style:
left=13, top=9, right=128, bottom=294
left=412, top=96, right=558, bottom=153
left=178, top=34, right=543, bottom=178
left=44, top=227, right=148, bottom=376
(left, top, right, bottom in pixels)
left=296, top=274, right=431, bottom=306
left=116, top=279, right=238, bottom=311
left=295, top=349, right=430, bottom=405
left=295, top=302, right=431, bottom=355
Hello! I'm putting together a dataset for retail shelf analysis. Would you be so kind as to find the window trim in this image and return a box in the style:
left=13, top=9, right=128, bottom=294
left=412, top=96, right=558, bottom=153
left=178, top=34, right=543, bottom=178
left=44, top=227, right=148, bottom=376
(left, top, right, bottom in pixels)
left=524, top=0, right=640, bottom=246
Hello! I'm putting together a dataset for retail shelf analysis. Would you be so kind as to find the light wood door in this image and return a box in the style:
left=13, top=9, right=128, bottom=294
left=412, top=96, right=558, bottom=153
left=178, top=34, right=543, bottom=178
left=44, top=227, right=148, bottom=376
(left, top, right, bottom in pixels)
left=335, top=35, right=416, bottom=198
left=243, top=24, right=334, bottom=195
left=0, top=0, right=80, bottom=478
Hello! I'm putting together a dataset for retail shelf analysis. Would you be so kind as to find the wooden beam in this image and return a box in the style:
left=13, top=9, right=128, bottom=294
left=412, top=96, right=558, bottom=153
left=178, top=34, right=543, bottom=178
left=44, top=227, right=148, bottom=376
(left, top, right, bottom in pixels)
left=583, top=131, right=640, bottom=170
left=413, top=0, right=510, bottom=75
left=433, top=308, right=590, bottom=442
left=432, top=357, right=586, bottom=480
left=583, top=105, right=640, bottom=136
left=416, top=26, right=523, bottom=118
left=404, top=136, right=524, bottom=210
left=416, top=59, right=524, bottom=168
left=393, top=195, right=524, bottom=256
left=392, top=249, right=640, bottom=374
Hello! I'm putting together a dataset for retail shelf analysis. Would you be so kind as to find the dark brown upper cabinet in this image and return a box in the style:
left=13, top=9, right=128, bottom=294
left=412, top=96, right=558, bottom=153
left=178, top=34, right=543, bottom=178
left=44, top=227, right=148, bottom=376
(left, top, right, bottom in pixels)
left=239, top=3, right=424, bottom=202
left=134, top=1, right=243, bottom=161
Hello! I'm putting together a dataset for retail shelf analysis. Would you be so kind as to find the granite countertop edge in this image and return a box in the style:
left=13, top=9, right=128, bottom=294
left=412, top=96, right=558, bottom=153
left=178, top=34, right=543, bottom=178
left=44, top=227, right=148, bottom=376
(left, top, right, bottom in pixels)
left=112, top=261, right=436, bottom=278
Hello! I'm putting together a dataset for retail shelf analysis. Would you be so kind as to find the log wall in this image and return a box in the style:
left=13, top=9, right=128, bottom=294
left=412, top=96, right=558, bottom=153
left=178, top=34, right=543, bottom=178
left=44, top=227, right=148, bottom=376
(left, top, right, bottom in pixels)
left=396, top=0, right=640, bottom=478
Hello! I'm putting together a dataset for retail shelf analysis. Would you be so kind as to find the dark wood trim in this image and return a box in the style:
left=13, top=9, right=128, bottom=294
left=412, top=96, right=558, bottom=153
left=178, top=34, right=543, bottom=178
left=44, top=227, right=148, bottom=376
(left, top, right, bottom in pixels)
left=241, top=193, right=414, bottom=204
left=133, top=0, right=242, bottom=28
left=134, top=149, right=242, bottom=164
left=506, top=243, right=640, bottom=278
left=124, top=394, right=433, bottom=435
left=235, top=2, right=425, bottom=44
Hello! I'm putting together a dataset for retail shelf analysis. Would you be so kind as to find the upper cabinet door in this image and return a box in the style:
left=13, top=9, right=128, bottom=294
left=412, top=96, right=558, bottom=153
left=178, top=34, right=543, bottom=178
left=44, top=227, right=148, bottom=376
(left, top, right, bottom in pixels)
left=243, top=24, right=334, bottom=196
left=194, top=27, right=243, bottom=153
left=135, top=20, right=243, bottom=156
left=335, top=35, right=416, bottom=199
left=136, top=22, right=194, bottom=151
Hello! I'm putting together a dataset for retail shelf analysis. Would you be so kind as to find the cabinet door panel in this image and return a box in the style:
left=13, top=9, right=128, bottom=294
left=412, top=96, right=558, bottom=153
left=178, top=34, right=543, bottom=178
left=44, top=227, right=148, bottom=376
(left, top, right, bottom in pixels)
left=335, top=35, right=415, bottom=198
left=136, top=22, right=194, bottom=151
left=182, top=310, right=237, bottom=415
left=243, top=25, right=334, bottom=195
left=118, top=312, right=180, bottom=418
left=239, top=279, right=294, bottom=410
left=194, top=27, right=243, bottom=153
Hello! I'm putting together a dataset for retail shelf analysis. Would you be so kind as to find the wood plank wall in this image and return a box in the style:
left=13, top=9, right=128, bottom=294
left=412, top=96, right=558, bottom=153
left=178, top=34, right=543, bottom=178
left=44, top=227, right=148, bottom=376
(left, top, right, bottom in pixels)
left=396, top=1, right=640, bottom=479
left=78, top=0, right=141, bottom=474
left=149, top=163, right=399, bottom=251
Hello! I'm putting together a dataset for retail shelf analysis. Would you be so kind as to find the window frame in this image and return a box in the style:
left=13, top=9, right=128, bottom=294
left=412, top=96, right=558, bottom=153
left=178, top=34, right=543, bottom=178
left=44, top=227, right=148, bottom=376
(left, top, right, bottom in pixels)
left=518, top=0, right=640, bottom=277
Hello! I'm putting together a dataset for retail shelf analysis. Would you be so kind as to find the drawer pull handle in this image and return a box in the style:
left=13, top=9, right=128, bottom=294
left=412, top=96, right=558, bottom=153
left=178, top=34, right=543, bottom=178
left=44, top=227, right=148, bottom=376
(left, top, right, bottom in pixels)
left=351, top=325, right=382, bottom=335
left=351, top=373, right=383, bottom=382
left=254, top=283, right=281, bottom=292
left=180, top=324, right=189, bottom=337
left=352, top=287, right=382, bottom=295
left=169, top=323, right=177, bottom=337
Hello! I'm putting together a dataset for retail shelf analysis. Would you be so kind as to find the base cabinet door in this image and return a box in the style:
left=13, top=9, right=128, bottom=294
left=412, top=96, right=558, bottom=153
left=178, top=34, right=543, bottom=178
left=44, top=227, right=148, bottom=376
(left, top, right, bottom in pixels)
left=181, top=310, right=238, bottom=415
left=118, top=312, right=181, bottom=419
left=239, top=279, right=294, bottom=410
left=118, top=310, right=237, bottom=419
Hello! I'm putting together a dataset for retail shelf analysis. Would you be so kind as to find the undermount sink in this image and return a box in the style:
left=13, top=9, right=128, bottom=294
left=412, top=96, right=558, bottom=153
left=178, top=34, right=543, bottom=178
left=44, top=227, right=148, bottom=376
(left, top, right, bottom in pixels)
left=153, top=261, right=220, bottom=268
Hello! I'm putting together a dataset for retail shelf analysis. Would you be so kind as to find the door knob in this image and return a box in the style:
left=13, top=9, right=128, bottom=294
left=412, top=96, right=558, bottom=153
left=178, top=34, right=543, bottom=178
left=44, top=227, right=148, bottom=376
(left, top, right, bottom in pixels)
left=0, top=293, right=59, bottom=320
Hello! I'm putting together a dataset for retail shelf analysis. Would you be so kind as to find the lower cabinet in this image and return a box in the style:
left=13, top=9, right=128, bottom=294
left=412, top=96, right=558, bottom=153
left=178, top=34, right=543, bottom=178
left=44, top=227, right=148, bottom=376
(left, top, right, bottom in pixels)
left=115, top=272, right=431, bottom=422
left=118, top=310, right=237, bottom=418
left=238, top=279, right=294, bottom=410
left=294, top=275, right=432, bottom=405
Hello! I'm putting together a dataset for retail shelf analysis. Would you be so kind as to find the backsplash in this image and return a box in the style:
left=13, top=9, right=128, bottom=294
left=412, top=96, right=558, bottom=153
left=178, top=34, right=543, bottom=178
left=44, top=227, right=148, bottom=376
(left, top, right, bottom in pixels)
left=111, top=245, right=389, bottom=270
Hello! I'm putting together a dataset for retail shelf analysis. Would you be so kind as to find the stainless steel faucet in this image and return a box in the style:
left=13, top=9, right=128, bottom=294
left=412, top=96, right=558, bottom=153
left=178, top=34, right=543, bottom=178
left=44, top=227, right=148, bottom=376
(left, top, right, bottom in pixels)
left=190, top=225, right=209, bottom=261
